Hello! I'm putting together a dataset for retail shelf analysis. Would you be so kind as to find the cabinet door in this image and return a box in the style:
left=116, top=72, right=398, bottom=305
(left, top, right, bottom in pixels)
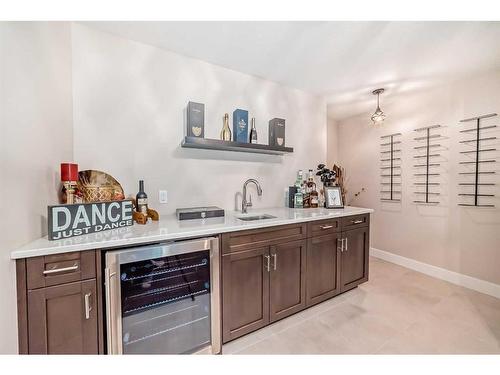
left=28, top=279, right=98, bottom=354
left=306, top=234, right=341, bottom=306
left=222, top=247, right=270, bottom=343
left=340, top=226, right=369, bottom=292
left=269, top=239, right=306, bottom=322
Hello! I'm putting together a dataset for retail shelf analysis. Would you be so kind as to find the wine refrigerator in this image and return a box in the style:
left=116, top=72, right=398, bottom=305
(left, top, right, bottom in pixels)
left=104, top=237, right=220, bottom=354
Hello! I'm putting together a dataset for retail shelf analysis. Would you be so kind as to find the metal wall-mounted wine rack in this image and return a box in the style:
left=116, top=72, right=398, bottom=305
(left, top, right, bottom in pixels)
left=380, top=132, right=402, bottom=202
left=458, top=113, right=498, bottom=207
left=412, top=125, right=443, bottom=204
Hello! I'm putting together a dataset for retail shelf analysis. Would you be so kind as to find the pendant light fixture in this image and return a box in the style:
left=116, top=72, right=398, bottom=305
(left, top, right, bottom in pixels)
left=371, top=88, right=386, bottom=124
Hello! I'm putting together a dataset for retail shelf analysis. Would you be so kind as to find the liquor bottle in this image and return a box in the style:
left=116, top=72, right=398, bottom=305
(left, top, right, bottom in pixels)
left=249, top=117, right=258, bottom=144
left=310, top=182, right=319, bottom=208
left=220, top=113, right=232, bottom=141
left=307, top=169, right=314, bottom=187
left=294, top=170, right=304, bottom=208
left=136, top=180, right=148, bottom=216
left=302, top=169, right=315, bottom=208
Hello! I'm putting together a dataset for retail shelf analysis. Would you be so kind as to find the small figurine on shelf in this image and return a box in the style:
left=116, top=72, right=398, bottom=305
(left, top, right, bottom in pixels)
left=132, top=180, right=159, bottom=224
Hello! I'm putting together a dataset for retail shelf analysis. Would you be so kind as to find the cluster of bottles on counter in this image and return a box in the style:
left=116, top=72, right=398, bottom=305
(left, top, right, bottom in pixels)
left=290, top=169, right=319, bottom=208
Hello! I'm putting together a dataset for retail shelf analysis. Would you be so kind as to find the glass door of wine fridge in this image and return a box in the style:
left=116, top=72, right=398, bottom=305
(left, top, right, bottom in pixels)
left=105, top=237, right=220, bottom=354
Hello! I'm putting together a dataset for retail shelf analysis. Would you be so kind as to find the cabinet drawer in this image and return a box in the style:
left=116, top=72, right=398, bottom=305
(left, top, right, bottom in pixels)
left=27, top=251, right=96, bottom=290
left=222, top=224, right=307, bottom=254
left=341, top=214, right=370, bottom=231
left=307, top=219, right=341, bottom=237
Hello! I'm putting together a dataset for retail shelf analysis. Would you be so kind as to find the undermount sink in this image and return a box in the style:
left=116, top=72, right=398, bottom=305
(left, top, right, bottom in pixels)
left=237, top=214, right=277, bottom=221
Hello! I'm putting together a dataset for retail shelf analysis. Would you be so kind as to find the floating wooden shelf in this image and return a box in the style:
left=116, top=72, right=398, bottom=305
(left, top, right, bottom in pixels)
left=181, top=136, right=294, bottom=155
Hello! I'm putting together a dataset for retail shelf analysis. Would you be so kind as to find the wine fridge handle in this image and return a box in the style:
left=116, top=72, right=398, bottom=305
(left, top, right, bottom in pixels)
left=105, top=268, right=114, bottom=353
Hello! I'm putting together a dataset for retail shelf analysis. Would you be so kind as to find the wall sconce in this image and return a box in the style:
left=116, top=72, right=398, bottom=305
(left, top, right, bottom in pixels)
left=371, top=88, right=386, bottom=124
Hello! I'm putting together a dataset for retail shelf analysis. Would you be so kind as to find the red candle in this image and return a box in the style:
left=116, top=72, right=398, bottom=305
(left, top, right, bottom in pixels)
left=60, top=163, right=78, bottom=182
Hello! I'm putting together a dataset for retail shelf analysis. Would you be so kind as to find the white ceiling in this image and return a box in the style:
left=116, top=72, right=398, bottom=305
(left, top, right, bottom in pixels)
left=82, top=21, right=500, bottom=120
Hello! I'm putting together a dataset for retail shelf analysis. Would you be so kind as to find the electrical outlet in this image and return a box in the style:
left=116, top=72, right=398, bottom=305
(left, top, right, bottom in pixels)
left=159, top=190, right=168, bottom=204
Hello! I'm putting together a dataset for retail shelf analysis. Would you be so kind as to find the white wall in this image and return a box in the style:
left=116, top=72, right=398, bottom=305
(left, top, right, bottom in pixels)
left=0, top=22, right=73, bottom=353
left=329, top=69, right=500, bottom=285
left=327, top=116, right=338, bottom=167
left=71, top=24, right=327, bottom=214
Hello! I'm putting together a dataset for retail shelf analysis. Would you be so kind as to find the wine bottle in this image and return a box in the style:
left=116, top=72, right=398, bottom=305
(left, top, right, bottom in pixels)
left=310, top=182, right=319, bottom=208
left=294, top=170, right=304, bottom=208
left=249, top=117, right=258, bottom=143
left=136, top=180, right=148, bottom=216
left=220, top=113, right=232, bottom=141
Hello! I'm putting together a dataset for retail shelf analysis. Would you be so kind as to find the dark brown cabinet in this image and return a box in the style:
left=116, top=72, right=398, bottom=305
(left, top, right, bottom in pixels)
left=222, top=239, right=307, bottom=342
left=340, top=226, right=369, bottom=292
left=27, top=279, right=98, bottom=354
left=16, top=250, right=102, bottom=354
left=221, top=225, right=308, bottom=343
left=270, top=240, right=306, bottom=322
left=222, top=213, right=369, bottom=343
left=306, top=233, right=341, bottom=306
left=222, top=247, right=270, bottom=342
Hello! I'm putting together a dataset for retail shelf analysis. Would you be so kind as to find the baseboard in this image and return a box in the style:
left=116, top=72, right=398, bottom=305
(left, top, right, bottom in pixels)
left=370, top=247, right=500, bottom=299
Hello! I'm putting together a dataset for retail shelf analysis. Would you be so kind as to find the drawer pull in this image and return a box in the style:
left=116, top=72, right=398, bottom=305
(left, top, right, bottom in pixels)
left=320, top=225, right=334, bottom=230
left=43, top=264, right=79, bottom=275
left=84, top=292, right=92, bottom=320
left=351, top=220, right=364, bottom=224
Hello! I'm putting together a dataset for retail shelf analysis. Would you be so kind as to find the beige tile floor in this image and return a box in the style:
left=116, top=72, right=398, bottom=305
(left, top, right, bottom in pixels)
left=222, top=257, right=500, bottom=354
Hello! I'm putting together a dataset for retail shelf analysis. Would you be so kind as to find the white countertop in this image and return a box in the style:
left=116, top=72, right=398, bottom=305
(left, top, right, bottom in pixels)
left=11, top=206, right=373, bottom=259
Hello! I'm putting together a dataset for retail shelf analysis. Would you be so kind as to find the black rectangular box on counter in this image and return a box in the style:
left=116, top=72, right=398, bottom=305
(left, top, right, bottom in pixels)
left=187, top=101, right=205, bottom=138
left=269, top=118, right=286, bottom=147
left=176, top=206, right=225, bottom=220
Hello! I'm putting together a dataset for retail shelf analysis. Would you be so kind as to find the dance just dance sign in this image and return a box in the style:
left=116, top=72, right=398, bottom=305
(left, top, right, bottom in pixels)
left=48, top=200, right=134, bottom=240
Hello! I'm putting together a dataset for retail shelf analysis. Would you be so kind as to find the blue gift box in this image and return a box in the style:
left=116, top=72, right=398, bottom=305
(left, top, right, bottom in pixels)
left=233, top=109, right=248, bottom=143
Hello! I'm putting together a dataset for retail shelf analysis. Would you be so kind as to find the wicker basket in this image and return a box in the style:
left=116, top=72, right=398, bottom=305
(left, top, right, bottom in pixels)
left=80, top=185, right=115, bottom=202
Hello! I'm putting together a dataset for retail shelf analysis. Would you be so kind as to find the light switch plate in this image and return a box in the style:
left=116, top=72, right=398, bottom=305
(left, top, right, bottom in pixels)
left=159, top=190, right=168, bottom=204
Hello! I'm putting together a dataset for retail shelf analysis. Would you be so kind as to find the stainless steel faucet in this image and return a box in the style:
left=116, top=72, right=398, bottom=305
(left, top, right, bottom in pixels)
left=241, top=179, right=263, bottom=213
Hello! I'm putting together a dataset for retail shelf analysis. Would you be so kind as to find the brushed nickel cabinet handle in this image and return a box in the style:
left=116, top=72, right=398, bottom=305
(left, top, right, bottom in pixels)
left=351, top=219, right=364, bottom=224
left=272, top=253, right=277, bottom=271
left=43, top=264, right=79, bottom=275
left=337, top=238, right=343, bottom=252
left=84, top=292, right=92, bottom=320
left=264, top=255, right=271, bottom=272
left=345, top=238, right=348, bottom=252
left=320, top=225, right=333, bottom=230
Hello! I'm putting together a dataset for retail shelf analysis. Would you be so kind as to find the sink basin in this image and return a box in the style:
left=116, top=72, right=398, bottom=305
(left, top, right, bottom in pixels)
left=237, top=214, right=277, bottom=221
